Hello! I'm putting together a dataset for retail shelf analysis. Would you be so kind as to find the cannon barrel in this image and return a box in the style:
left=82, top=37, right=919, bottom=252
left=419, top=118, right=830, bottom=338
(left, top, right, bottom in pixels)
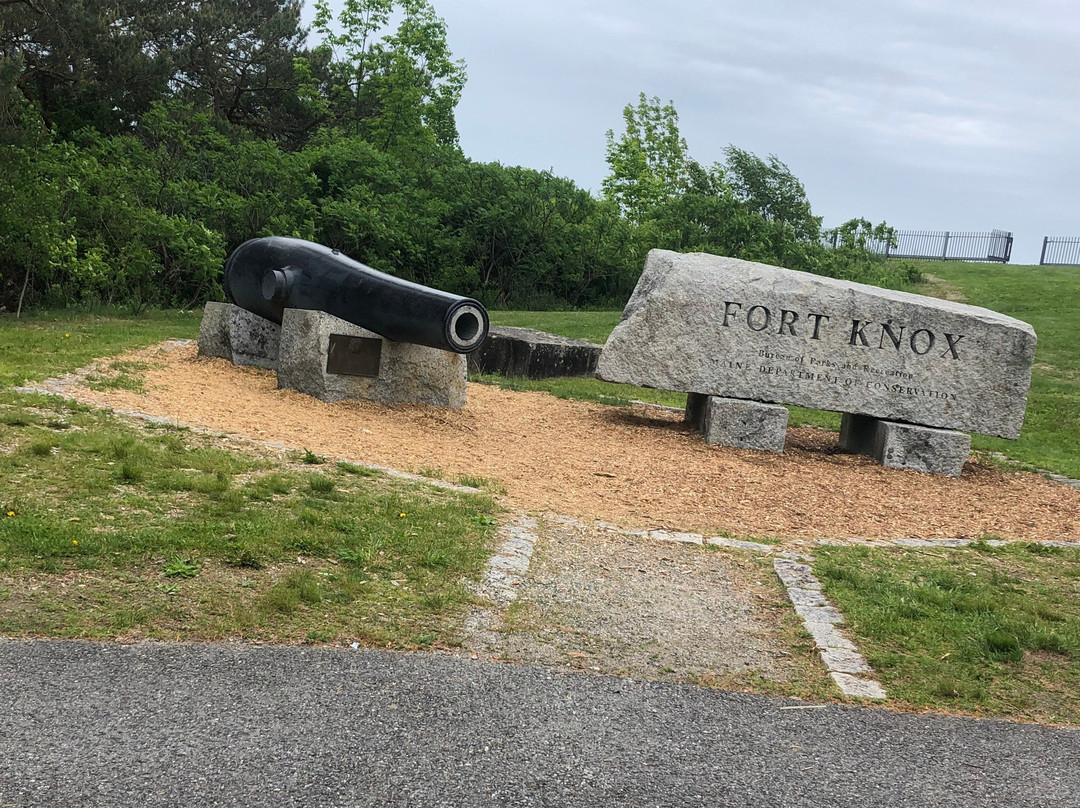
left=223, top=237, right=488, bottom=354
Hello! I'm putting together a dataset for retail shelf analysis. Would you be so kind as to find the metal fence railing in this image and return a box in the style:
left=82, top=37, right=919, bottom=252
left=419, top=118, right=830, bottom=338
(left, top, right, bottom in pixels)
left=824, top=229, right=1014, bottom=263
left=1039, top=236, right=1080, bottom=266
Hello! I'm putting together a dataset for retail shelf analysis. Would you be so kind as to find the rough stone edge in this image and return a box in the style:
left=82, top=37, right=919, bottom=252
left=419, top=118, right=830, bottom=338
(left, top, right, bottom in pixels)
left=470, top=515, right=539, bottom=606
left=773, top=558, right=887, bottom=700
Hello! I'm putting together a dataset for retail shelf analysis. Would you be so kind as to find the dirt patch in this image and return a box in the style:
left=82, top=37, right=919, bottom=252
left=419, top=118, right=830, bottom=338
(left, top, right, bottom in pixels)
left=52, top=341, right=1080, bottom=544
left=463, top=520, right=815, bottom=687
left=921, top=274, right=969, bottom=303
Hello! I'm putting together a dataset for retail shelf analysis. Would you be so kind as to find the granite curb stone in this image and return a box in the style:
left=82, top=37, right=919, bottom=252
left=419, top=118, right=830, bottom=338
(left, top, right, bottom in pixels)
left=773, top=558, right=887, bottom=699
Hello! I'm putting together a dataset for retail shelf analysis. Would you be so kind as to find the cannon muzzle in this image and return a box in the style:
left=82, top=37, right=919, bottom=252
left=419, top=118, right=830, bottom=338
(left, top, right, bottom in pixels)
left=223, top=237, right=488, bottom=354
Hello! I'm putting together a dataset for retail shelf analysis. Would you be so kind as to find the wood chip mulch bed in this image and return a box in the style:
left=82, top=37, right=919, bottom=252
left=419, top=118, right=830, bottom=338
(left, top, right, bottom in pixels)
left=58, top=342, right=1080, bottom=545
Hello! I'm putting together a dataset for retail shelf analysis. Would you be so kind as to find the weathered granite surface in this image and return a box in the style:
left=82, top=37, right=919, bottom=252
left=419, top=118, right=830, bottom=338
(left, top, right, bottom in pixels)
left=197, top=302, right=232, bottom=360
left=840, top=414, right=971, bottom=476
left=230, top=309, right=281, bottom=369
left=685, top=393, right=788, bottom=453
left=277, top=308, right=466, bottom=408
left=197, top=302, right=281, bottom=370
left=468, top=326, right=602, bottom=379
left=597, top=250, right=1037, bottom=439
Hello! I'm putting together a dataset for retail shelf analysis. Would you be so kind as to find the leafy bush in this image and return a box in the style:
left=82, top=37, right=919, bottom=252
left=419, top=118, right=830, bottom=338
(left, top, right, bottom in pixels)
left=0, top=5, right=916, bottom=315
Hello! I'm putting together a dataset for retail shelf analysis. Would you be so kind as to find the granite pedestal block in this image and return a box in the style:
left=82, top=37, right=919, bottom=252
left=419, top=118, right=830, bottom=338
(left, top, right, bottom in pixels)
left=840, top=414, right=971, bottom=477
left=276, top=309, right=467, bottom=408
left=197, top=301, right=281, bottom=370
left=686, top=393, right=789, bottom=453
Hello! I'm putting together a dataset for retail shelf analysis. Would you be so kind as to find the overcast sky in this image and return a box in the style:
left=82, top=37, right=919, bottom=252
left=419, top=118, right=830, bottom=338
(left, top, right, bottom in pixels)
left=305, top=0, right=1080, bottom=264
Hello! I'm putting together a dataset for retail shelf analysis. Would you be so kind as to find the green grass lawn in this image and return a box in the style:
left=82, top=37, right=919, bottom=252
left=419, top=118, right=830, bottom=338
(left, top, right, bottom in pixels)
left=0, top=310, right=500, bottom=646
left=910, top=261, right=1080, bottom=478
left=815, top=541, right=1080, bottom=724
left=487, top=310, right=622, bottom=344
left=0, top=398, right=500, bottom=646
left=0, top=309, right=202, bottom=387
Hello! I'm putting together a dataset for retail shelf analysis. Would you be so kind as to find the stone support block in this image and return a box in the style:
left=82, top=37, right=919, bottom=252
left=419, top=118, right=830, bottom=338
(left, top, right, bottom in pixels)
left=840, top=414, right=971, bottom=476
left=197, top=302, right=232, bottom=361
left=277, top=308, right=467, bottom=408
left=197, top=302, right=280, bottom=370
left=838, top=413, right=877, bottom=456
left=686, top=393, right=788, bottom=453
left=467, top=326, right=602, bottom=379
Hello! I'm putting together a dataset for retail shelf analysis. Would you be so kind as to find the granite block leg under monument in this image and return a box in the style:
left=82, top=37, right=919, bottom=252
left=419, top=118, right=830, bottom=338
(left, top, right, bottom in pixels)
left=839, top=414, right=971, bottom=476
left=686, top=393, right=789, bottom=453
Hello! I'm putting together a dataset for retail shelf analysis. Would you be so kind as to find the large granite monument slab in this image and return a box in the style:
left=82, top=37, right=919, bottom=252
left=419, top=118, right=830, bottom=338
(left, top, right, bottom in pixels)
left=598, top=250, right=1037, bottom=442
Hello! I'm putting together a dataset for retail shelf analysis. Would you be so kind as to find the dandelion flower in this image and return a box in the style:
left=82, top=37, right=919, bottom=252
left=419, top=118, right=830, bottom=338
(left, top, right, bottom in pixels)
left=398, top=512, right=406, bottom=518
left=72, top=540, right=78, bottom=546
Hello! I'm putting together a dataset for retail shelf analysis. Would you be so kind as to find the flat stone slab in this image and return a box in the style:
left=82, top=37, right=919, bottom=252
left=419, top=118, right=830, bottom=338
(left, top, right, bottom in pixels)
left=841, top=414, right=971, bottom=476
left=821, top=647, right=874, bottom=675
left=468, top=326, right=602, bottom=379
left=686, top=393, right=788, bottom=452
left=597, top=250, right=1036, bottom=439
left=277, top=309, right=467, bottom=408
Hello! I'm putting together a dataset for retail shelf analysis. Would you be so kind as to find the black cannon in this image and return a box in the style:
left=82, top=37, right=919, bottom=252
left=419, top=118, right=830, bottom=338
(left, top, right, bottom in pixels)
left=223, top=236, right=488, bottom=354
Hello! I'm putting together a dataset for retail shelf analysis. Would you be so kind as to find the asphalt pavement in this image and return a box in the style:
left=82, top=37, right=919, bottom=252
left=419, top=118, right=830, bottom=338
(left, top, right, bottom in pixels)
left=1, top=639, right=1076, bottom=807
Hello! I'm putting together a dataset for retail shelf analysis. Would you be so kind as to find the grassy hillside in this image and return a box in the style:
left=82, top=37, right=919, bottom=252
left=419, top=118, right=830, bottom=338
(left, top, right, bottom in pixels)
left=912, top=261, right=1080, bottom=478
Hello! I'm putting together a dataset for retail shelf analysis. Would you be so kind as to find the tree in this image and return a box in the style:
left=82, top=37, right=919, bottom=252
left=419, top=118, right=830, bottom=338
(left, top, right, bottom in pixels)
left=602, top=93, right=690, bottom=223
left=312, top=0, right=466, bottom=150
left=0, top=0, right=318, bottom=143
left=648, top=160, right=755, bottom=256
left=722, top=146, right=821, bottom=242
left=823, top=217, right=895, bottom=251
left=601, top=94, right=840, bottom=274
left=0, top=0, right=175, bottom=136
left=169, top=0, right=317, bottom=144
